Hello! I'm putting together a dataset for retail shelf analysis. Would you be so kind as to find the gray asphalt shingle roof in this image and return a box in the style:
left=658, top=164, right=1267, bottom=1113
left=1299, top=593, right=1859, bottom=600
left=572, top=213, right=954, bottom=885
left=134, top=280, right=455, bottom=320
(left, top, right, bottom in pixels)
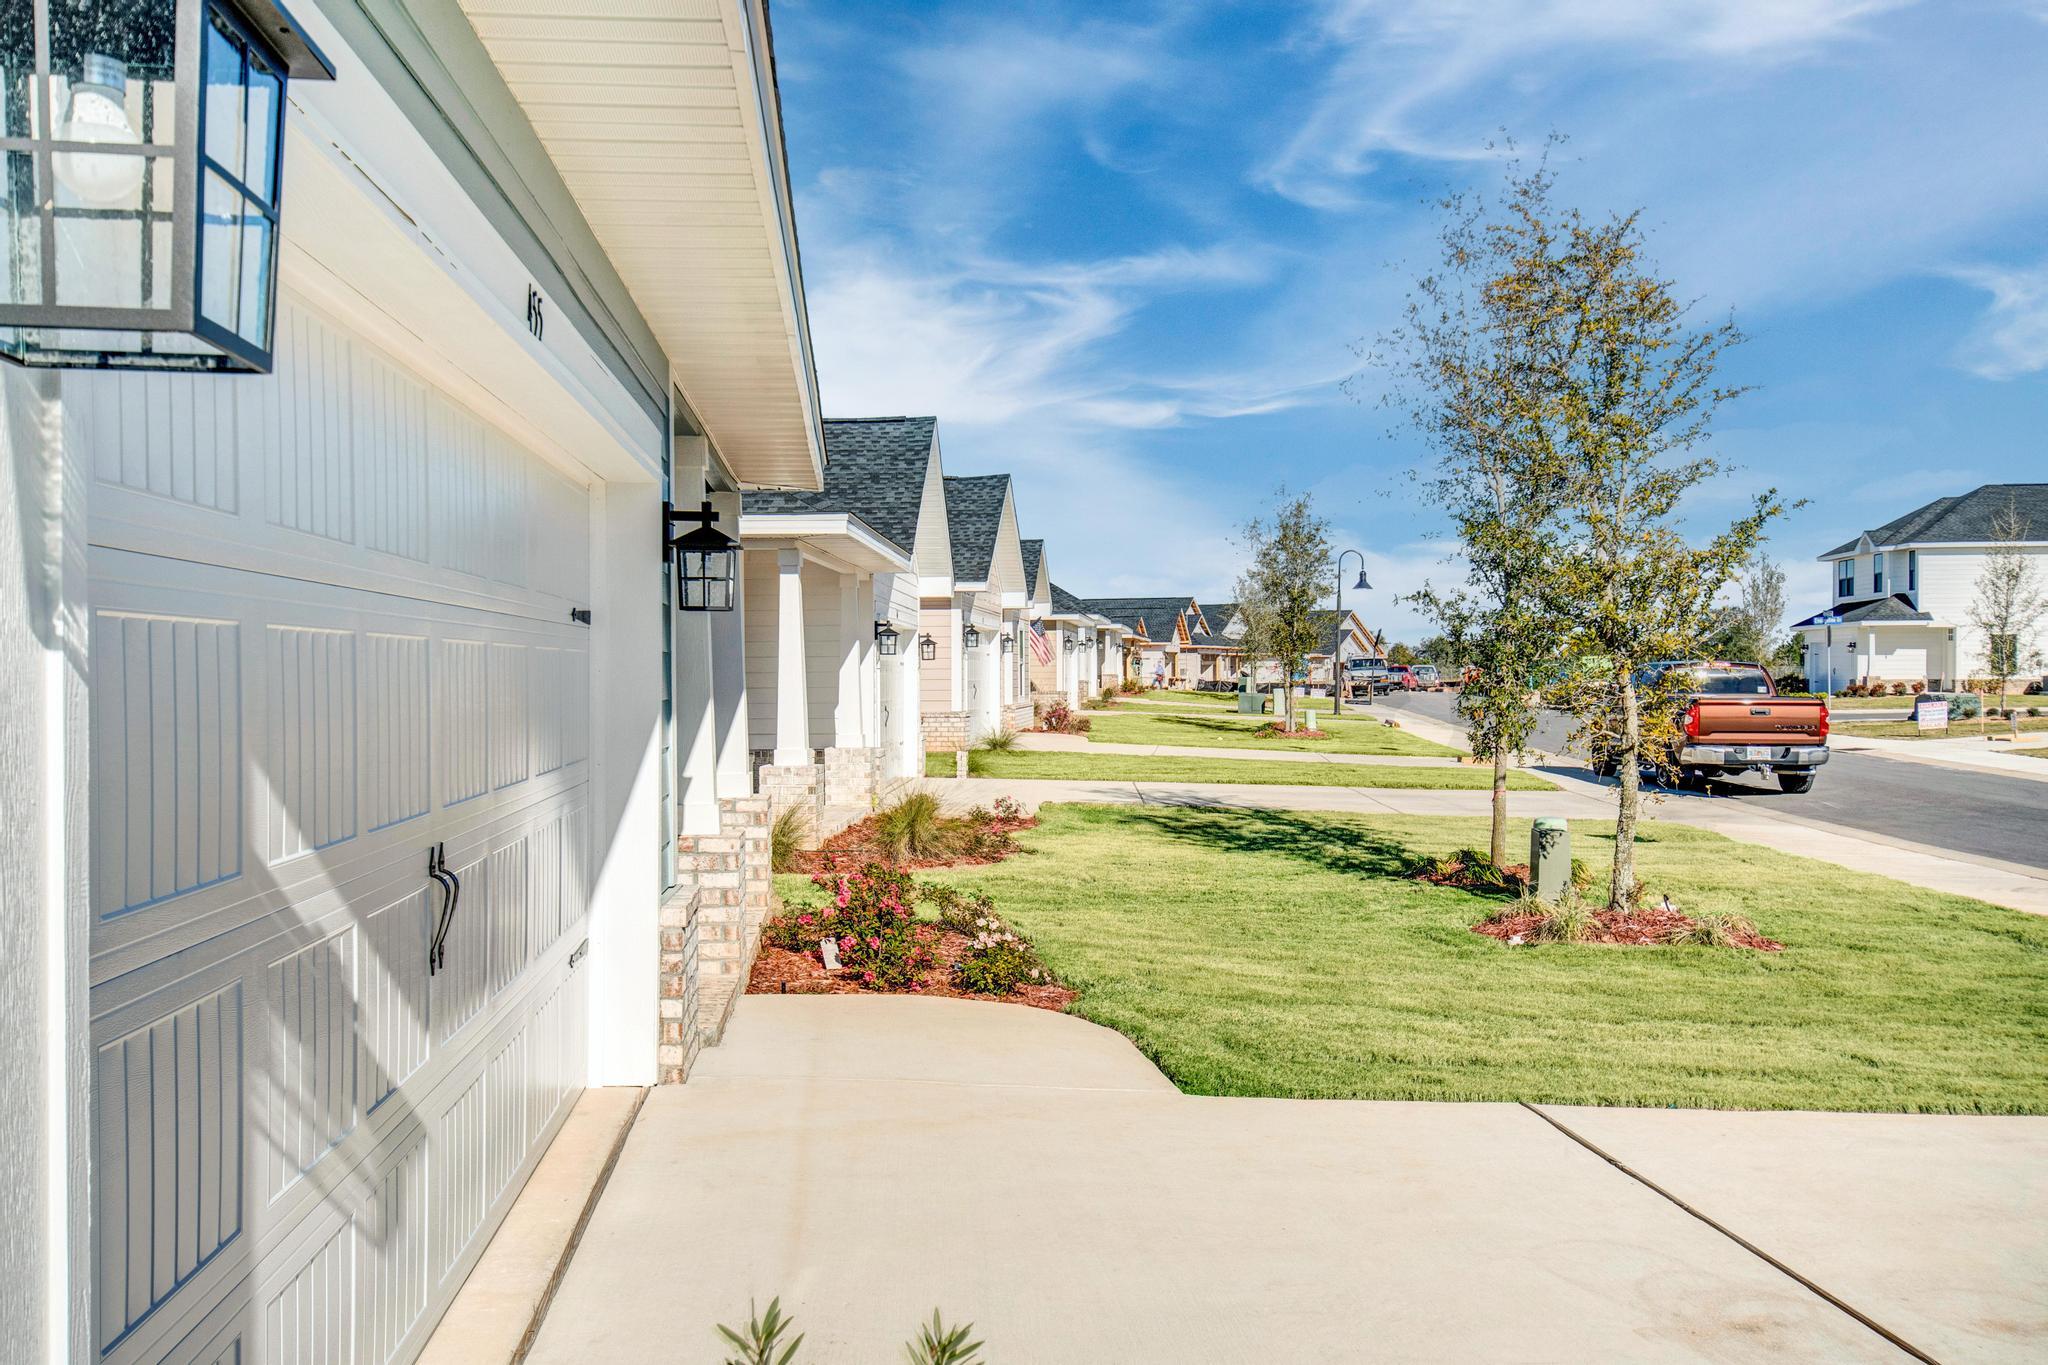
left=1020, top=539, right=1044, bottom=594
left=943, top=474, right=1010, bottom=582
left=742, top=416, right=937, bottom=556
left=1791, top=595, right=1935, bottom=628
left=1048, top=581, right=1089, bottom=616
left=1822, top=483, right=2048, bottom=558
left=1084, top=597, right=1199, bottom=642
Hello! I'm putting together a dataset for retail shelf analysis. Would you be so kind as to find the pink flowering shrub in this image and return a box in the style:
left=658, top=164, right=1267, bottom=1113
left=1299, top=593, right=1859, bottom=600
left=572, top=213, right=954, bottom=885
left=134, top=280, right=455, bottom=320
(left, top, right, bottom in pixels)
left=764, top=861, right=935, bottom=990
left=1038, top=699, right=1091, bottom=734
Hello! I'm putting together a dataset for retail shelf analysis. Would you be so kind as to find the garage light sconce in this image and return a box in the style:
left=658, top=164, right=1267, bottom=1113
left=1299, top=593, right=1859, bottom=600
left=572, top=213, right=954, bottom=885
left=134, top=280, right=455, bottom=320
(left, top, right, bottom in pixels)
left=664, top=499, right=736, bottom=611
left=0, top=0, right=336, bottom=372
left=1062, top=634, right=1077, bottom=654
left=874, top=620, right=900, bottom=656
left=962, top=622, right=981, bottom=650
left=918, top=633, right=937, bottom=662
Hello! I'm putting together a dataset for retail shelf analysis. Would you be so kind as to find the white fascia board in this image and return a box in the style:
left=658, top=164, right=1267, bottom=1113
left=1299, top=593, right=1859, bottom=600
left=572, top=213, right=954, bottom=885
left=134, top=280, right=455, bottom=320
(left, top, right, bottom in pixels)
left=953, top=579, right=990, bottom=593
left=918, top=575, right=956, bottom=598
left=1000, top=590, right=1027, bottom=610
left=738, top=513, right=912, bottom=573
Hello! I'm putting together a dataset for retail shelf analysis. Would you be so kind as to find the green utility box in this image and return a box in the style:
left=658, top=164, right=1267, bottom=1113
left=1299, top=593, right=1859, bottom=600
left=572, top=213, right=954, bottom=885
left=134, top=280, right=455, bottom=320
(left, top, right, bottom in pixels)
left=1530, top=817, right=1571, bottom=903
left=1236, top=670, right=1266, bottom=714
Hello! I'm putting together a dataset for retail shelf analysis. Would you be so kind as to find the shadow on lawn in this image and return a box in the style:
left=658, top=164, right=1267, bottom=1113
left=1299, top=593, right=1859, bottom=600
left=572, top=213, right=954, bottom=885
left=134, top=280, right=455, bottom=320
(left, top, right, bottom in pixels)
left=1114, top=804, right=1415, bottom=881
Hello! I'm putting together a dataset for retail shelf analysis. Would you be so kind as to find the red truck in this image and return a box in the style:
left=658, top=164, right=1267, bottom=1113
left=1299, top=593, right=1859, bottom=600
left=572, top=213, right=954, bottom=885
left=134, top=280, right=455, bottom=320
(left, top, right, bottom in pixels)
left=1593, top=661, right=1830, bottom=793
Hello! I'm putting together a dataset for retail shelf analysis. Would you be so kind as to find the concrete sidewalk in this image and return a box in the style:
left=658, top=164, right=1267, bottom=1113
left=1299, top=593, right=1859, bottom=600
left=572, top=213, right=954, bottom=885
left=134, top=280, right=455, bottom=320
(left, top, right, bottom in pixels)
left=1015, top=729, right=1472, bottom=767
left=527, top=997, right=2047, bottom=1364
left=1831, top=729, right=2048, bottom=783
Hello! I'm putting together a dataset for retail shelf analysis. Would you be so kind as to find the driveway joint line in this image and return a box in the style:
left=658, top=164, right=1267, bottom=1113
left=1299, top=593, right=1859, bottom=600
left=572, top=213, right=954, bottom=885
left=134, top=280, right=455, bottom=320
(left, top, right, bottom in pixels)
left=515, top=1085, right=649, bottom=1365
left=1520, top=1102, right=1940, bottom=1364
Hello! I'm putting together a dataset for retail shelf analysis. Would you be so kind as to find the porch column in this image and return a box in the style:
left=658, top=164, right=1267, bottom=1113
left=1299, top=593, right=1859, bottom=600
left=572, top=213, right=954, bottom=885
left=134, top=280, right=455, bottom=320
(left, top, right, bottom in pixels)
left=856, top=575, right=878, bottom=746
left=834, top=573, right=863, bottom=747
left=773, top=548, right=811, bottom=766
left=710, top=490, right=750, bottom=795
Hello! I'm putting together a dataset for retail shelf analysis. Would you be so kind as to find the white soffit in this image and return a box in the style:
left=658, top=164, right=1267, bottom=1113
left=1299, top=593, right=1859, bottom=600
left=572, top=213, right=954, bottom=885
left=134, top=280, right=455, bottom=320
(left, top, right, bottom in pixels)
left=458, top=0, right=825, bottom=490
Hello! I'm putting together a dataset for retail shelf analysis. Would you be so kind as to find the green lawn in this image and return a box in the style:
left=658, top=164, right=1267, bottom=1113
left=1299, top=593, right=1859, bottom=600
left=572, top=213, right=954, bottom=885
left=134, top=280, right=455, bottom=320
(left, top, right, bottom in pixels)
left=1837, top=716, right=2048, bottom=740
left=1127, top=688, right=1240, bottom=708
left=1081, top=709, right=1463, bottom=757
left=929, top=749, right=1555, bottom=790
left=831, top=805, right=2048, bottom=1113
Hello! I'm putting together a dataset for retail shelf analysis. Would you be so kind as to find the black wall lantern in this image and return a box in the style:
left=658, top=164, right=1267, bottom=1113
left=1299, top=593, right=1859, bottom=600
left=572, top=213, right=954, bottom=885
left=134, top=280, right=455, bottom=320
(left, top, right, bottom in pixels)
left=874, top=620, right=900, bottom=656
left=1062, top=634, right=1076, bottom=654
left=918, top=633, right=936, bottom=662
left=665, top=499, right=737, bottom=611
left=999, top=631, right=1013, bottom=654
left=1, top=0, right=336, bottom=372
left=962, top=622, right=980, bottom=650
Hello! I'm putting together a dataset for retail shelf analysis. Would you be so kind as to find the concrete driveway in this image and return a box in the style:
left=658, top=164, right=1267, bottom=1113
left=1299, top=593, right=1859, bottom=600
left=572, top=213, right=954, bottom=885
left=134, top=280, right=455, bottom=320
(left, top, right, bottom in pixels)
left=527, top=997, right=2046, bottom=1364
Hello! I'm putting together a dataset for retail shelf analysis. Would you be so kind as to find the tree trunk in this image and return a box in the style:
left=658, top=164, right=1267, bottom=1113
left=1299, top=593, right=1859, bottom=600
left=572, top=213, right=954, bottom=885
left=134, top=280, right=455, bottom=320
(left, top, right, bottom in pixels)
left=1282, top=681, right=1295, bottom=729
left=1489, top=749, right=1509, bottom=868
left=1610, top=672, right=1641, bottom=911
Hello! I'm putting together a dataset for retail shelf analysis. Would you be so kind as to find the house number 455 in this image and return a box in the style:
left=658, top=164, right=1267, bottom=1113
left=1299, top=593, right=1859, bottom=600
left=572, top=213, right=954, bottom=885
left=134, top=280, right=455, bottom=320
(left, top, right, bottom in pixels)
left=525, top=285, right=545, bottom=341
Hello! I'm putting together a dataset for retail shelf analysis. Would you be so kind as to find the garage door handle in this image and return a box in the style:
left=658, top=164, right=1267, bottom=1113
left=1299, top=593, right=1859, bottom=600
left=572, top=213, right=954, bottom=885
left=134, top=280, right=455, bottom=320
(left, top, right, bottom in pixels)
left=427, top=843, right=460, bottom=976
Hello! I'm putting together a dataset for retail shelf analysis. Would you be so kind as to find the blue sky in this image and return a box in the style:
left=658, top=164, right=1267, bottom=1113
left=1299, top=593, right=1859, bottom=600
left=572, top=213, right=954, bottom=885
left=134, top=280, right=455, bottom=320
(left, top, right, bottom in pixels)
left=773, top=0, right=2048, bottom=640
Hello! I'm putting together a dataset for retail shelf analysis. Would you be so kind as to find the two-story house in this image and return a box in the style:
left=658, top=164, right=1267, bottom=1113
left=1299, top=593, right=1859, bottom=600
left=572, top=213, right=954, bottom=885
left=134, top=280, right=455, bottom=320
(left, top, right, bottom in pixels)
left=1793, top=484, right=2048, bottom=690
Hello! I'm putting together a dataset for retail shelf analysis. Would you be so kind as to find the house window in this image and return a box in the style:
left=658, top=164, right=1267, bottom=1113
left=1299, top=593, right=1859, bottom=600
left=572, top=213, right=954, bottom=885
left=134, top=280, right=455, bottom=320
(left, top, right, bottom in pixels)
left=1836, top=560, right=1854, bottom=597
left=1871, top=552, right=1884, bottom=595
left=1907, top=550, right=1917, bottom=593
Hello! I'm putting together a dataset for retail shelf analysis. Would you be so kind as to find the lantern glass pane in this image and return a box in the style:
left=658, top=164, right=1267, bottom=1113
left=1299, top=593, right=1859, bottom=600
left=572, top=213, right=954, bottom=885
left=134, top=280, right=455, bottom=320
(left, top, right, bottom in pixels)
left=235, top=207, right=270, bottom=342
left=199, top=168, right=242, bottom=329
left=2, top=150, right=39, bottom=305
left=53, top=153, right=171, bottom=307
left=203, top=15, right=244, bottom=178
left=3, top=0, right=32, bottom=139
left=244, top=52, right=279, bottom=201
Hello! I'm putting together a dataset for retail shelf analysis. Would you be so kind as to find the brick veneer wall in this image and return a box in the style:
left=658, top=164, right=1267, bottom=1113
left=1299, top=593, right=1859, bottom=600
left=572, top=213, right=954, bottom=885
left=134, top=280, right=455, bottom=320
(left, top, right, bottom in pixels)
left=923, top=709, right=972, bottom=752
left=822, top=744, right=882, bottom=808
left=1002, top=701, right=1035, bottom=732
left=660, top=794, right=773, bottom=1082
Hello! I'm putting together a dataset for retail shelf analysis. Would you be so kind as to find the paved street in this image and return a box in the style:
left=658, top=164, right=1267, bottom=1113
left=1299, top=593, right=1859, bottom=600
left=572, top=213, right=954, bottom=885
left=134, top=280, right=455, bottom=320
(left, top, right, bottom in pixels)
left=1377, top=691, right=2048, bottom=872
left=529, top=997, right=2048, bottom=1364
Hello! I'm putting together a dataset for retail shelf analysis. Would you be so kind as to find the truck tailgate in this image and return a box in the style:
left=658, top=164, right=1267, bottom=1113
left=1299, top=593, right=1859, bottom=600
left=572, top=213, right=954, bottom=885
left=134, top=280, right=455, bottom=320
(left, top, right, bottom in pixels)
left=1693, top=697, right=1826, bottom=743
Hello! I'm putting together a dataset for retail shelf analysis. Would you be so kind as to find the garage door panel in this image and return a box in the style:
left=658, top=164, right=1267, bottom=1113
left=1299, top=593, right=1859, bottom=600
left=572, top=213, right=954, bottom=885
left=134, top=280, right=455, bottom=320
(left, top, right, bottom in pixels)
left=83, top=295, right=591, bottom=623
left=88, top=284, right=596, bottom=1365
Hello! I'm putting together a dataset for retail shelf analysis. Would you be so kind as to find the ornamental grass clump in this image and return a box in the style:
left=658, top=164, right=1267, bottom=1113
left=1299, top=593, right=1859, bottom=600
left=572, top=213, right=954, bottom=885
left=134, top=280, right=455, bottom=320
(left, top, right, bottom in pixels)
left=769, top=806, right=809, bottom=874
left=979, top=727, right=1020, bottom=752
left=873, top=791, right=954, bottom=863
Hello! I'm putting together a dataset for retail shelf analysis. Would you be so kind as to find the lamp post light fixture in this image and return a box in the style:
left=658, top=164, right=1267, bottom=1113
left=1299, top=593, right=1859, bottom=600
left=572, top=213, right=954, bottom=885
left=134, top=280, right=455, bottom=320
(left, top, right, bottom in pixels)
left=0, top=0, right=337, bottom=372
left=1332, top=550, right=1371, bottom=715
left=962, top=621, right=980, bottom=650
left=664, top=499, right=737, bottom=611
left=918, top=633, right=937, bottom=662
left=874, top=620, right=901, bottom=656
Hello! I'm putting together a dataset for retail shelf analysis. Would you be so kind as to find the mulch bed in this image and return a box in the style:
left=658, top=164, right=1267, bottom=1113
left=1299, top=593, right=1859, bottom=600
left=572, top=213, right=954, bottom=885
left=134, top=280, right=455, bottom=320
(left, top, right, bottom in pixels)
left=1471, top=904, right=1783, bottom=950
left=1254, top=725, right=1331, bottom=740
left=790, top=810, right=1038, bottom=873
left=748, top=933, right=1078, bottom=1012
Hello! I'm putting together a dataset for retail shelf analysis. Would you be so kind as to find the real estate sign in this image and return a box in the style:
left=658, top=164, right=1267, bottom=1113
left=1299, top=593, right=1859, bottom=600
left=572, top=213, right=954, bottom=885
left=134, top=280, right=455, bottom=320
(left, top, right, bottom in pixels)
left=1917, top=699, right=1950, bottom=732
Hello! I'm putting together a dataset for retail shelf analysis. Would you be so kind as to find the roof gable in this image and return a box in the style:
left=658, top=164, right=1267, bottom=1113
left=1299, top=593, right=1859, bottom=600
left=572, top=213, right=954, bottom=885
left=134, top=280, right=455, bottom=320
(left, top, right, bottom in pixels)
left=742, top=416, right=938, bottom=556
left=1821, top=483, right=2048, bottom=558
left=943, top=474, right=1011, bottom=584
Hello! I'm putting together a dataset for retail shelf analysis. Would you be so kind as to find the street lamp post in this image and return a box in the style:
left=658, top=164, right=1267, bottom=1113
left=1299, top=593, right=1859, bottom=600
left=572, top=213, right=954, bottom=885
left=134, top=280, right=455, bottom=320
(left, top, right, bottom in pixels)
left=1332, top=551, right=1371, bottom=716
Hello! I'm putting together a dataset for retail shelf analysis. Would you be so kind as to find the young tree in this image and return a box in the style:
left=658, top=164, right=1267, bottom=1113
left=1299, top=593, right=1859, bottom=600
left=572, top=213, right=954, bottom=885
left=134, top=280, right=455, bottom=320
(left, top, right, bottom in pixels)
left=1371, top=151, right=1570, bottom=868
left=1233, top=491, right=1333, bottom=730
left=1968, top=497, right=2048, bottom=712
left=1723, top=553, right=1786, bottom=666
left=1526, top=200, right=1782, bottom=910
left=1386, top=642, right=1418, bottom=665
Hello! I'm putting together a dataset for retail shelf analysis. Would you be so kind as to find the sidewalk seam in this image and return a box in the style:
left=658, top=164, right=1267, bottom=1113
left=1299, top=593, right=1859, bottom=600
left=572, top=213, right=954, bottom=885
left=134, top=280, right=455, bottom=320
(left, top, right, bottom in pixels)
left=1520, top=1103, right=1938, bottom=1364
left=514, top=1086, right=650, bottom=1365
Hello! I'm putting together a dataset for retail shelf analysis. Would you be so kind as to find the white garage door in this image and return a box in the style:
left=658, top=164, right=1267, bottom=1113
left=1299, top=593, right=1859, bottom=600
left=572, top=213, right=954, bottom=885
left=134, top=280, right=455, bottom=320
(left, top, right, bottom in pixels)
left=82, top=297, right=595, bottom=1365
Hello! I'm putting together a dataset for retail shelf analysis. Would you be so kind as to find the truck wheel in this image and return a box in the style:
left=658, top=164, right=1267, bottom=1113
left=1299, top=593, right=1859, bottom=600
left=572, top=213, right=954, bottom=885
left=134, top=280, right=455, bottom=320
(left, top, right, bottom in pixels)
left=1778, top=772, right=1816, bottom=794
left=1590, top=757, right=1617, bottom=780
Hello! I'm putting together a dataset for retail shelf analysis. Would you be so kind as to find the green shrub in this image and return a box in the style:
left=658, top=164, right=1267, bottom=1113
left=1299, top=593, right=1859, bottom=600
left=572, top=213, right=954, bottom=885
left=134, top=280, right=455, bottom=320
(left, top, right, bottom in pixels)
left=952, top=913, right=1050, bottom=995
left=920, top=882, right=998, bottom=936
left=874, top=792, right=954, bottom=862
left=807, top=862, right=937, bottom=988
left=980, top=727, right=1020, bottom=752
left=905, top=1310, right=985, bottom=1365
left=718, top=1298, right=802, bottom=1365
left=769, top=806, right=809, bottom=874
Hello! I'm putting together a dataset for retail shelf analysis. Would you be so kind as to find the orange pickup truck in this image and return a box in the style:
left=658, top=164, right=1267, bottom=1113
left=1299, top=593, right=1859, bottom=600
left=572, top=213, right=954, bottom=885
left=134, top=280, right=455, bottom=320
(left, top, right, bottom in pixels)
left=1652, top=661, right=1830, bottom=793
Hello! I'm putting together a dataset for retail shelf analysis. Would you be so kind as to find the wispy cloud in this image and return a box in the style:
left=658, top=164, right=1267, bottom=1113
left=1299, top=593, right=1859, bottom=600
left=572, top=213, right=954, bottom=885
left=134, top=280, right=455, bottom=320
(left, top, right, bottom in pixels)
left=1262, top=0, right=1915, bottom=207
left=1949, top=259, right=2048, bottom=379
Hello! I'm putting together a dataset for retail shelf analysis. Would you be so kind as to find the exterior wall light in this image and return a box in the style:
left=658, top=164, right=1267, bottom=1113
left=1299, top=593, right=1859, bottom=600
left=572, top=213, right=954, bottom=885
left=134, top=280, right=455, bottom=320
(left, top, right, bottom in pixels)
left=874, top=620, right=900, bottom=656
left=919, top=633, right=937, bottom=662
left=0, top=0, right=337, bottom=372
left=665, top=499, right=737, bottom=611
left=1062, top=634, right=1076, bottom=654
left=962, top=622, right=980, bottom=650
left=999, top=632, right=1013, bottom=654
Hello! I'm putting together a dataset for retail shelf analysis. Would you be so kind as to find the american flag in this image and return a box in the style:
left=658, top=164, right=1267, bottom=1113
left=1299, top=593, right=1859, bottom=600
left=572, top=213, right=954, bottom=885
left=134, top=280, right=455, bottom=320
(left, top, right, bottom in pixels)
left=1028, top=621, right=1053, bottom=665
